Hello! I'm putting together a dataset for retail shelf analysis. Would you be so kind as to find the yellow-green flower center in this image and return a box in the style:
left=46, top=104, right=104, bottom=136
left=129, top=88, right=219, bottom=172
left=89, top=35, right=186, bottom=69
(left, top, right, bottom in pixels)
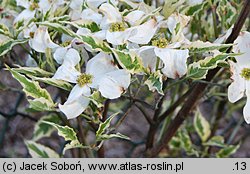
left=240, top=68, right=250, bottom=80
left=77, top=74, right=93, bottom=87
left=29, top=2, right=39, bottom=11
left=152, top=38, right=168, bottom=48
left=109, top=22, right=125, bottom=32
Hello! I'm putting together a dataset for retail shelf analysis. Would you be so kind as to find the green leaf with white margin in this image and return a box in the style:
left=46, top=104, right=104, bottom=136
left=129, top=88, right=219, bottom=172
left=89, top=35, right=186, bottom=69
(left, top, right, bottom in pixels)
left=177, top=128, right=199, bottom=157
left=63, top=141, right=91, bottom=154
left=187, top=53, right=237, bottom=80
left=28, top=98, right=56, bottom=111
left=38, top=21, right=111, bottom=53
left=0, top=23, right=11, bottom=36
left=32, top=114, right=61, bottom=141
left=7, top=67, right=55, bottom=111
left=186, top=1, right=207, bottom=16
left=145, top=70, right=164, bottom=95
left=163, top=0, right=185, bottom=18
left=169, top=136, right=181, bottom=149
left=194, top=110, right=211, bottom=142
left=81, top=22, right=101, bottom=32
left=216, top=0, right=237, bottom=29
left=7, top=67, right=53, bottom=101
left=199, top=53, right=238, bottom=70
left=216, top=144, right=240, bottom=158
left=203, top=136, right=226, bottom=148
left=0, top=39, right=28, bottom=56
left=97, top=133, right=130, bottom=141
left=45, top=48, right=56, bottom=73
left=30, top=76, right=73, bottom=91
left=50, top=15, right=71, bottom=22
left=42, top=121, right=78, bottom=141
left=12, top=67, right=53, bottom=77
left=37, top=21, right=76, bottom=38
left=25, top=141, right=60, bottom=158
left=80, top=35, right=111, bottom=53
left=178, top=129, right=192, bottom=151
left=42, top=121, right=89, bottom=154
left=187, top=64, right=208, bottom=80
left=96, top=112, right=119, bottom=138
left=183, top=41, right=232, bottom=53
left=113, top=50, right=143, bottom=74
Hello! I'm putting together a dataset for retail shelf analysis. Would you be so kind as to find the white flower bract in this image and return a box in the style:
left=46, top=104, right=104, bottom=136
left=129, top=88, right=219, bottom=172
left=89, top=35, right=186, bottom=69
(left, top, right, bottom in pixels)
left=228, top=31, right=250, bottom=124
left=53, top=52, right=130, bottom=119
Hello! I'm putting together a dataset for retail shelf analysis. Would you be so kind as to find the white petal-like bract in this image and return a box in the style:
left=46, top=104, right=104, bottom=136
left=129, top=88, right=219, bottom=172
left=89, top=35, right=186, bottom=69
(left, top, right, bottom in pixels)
left=59, top=85, right=91, bottom=119
left=106, top=30, right=132, bottom=45
left=128, top=19, right=158, bottom=44
left=228, top=60, right=245, bottom=103
left=232, top=31, right=250, bottom=66
left=99, top=70, right=131, bottom=99
left=53, top=64, right=80, bottom=83
left=86, top=53, right=118, bottom=88
left=155, top=48, right=189, bottom=79
left=243, top=82, right=250, bottom=124
left=81, top=8, right=103, bottom=25
left=29, top=27, right=59, bottom=53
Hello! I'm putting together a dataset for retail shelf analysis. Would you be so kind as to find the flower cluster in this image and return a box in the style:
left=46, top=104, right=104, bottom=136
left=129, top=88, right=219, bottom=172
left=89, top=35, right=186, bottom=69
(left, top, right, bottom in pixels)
left=1, top=0, right=249, bottom=125
left=2, top=0, right=193, bottom=119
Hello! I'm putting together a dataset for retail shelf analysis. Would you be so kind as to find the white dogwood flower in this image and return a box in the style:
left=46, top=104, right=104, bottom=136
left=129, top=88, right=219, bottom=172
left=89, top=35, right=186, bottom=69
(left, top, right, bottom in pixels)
left=137, top=44, right=189, bottom=78
left=228, top=31, right=250, bottom=124
left=14, top=0, right=38, bottom=24
left=127, top=19, right=159, bottom=44
left=133, top=12, right=190, bottom=78
left=99, top=3, right=131, bottom=45
left=99, top=3, right=158, bottom=45
left=53, top=52, right=131, bottom=119
left=29, top=26, right=59, bottom=53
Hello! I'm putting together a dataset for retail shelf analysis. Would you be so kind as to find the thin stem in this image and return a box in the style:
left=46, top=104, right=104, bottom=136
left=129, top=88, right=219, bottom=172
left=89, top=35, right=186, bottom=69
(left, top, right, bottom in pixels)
left=101, top=99, right=110, bottom=121
left=121, top=96, right=154, bottom=110
left=145, top=94, right=165, bottom=150
left=115, top=102, right=134, bottom=129
left=17, top=112, right=38, bottom=122
left=158, top=88, right=192, bottom=122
